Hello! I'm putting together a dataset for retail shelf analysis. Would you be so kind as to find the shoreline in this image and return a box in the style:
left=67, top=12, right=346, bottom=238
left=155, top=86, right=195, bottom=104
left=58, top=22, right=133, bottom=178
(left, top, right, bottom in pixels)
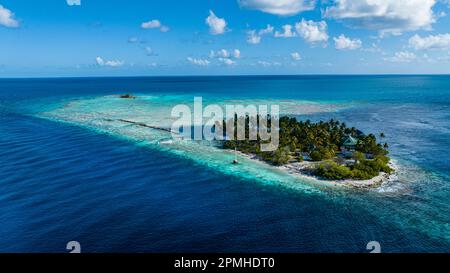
left=234, top=150, right=397, bottom=189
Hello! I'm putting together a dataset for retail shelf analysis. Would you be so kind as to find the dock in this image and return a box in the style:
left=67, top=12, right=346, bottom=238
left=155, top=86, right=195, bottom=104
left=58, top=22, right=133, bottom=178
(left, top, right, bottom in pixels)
left=117, top=119, right=179, bottom=134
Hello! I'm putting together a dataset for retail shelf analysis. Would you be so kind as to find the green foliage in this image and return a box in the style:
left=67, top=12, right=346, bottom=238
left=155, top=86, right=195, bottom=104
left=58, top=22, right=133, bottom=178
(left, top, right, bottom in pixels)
left=356, top=134, right=388, bottom=156
left=316, top=161, right=351, bottom=180
left=375, top=155, right=390, bottom=164
left=352, top=151, right=366, bottom=163
left=310, top=151, right=322, bottom=162
left=350, top=158, right=393, bottom=179
left=315, top=157, right=392, bottom=180
left=350, top=169, right=373, bottom=180
left=310, top=147, right=333, bottom=161
left=223, top=115, right=388, bottom=158
left=320, top=147, right=334, bottom=159
left=259, top=146, right=290, bottom=166
left=221, top=115, right=391, bottom=180
left=270, top=147, right=291, bottom=166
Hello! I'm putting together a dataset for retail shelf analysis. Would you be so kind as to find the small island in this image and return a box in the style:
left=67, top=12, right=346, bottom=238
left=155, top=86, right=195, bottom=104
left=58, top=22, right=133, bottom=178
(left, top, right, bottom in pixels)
left=119, top=94, right=136, bottom=99
left=222, top=116, right=393, bottom=185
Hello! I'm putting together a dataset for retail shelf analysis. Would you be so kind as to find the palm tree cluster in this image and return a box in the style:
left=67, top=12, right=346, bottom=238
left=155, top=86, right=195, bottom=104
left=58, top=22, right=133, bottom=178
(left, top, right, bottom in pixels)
left=222, top=115, right=391, bottom=180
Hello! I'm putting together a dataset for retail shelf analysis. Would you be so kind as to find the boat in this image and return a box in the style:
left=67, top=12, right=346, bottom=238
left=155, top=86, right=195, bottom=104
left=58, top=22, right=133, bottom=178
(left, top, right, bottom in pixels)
left=233, top=147, right=239, bottom=164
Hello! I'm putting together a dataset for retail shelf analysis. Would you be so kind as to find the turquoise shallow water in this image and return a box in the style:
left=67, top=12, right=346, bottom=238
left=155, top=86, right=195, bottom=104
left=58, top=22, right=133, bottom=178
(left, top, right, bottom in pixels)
left=0, top=76, right=449, bottom=252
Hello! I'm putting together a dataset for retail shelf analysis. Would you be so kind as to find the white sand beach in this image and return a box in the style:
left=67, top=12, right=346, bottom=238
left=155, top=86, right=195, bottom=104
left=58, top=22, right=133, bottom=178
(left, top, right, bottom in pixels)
left=235, top=150, right=398, bottom=189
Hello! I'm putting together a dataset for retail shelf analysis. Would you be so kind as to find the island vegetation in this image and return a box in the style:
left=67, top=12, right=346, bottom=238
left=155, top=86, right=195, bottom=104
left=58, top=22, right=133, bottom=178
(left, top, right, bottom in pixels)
left=119, top=94, right=136, bottom=99
left=222, top=116, right=393, bottom=181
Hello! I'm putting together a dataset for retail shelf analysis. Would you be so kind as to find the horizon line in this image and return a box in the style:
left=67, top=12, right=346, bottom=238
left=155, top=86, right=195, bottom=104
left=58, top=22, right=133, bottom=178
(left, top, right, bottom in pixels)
left=1, top=73, right=450, bottom=80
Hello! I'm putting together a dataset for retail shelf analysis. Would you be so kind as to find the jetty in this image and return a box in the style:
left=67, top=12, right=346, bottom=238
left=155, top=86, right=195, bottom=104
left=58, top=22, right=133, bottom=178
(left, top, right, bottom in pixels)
left=117, top=119, right=179, bottom=135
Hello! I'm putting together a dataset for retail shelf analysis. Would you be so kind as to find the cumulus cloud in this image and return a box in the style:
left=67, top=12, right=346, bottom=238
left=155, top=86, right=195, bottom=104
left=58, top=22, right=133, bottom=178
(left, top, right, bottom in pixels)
left=96, top=57, right=124, bottom=67
left=409, top=33, right=450, bottom=50
left=238, top=0, right=316, bottom=16
left=187, top=57, right=210, bottom=66
left=247, top=30, right=262, bottom=44
left=274, top=24, right=297, bottom=38
left=141, top=19, right=161, bottom=29
left=205, top=49, right=241, bottom=66
left=209, top=49, right=241, bottom=66
left=324, top=0, right=437, bottom=35
left=333, top=34, right=362, bottom=50
left=0, top=5, right=19, bottom=28
left=291, top=52, right=302, bottom=61
left=259, top=24, right=274, bottom=35
left=246, top=24, right=274, bottom=44
left=141, top=19, right=169, bottom=32
left=210, top=49, right=230, bottom=58
left=66, top=0, right=81, bottom=6
left=206, top=10, right=228, bottom=35
left=384, top=51, right=417, bottom=62
left=218, top=58, right=235, bottom=65
left=295, top=19, right=328, bottom=43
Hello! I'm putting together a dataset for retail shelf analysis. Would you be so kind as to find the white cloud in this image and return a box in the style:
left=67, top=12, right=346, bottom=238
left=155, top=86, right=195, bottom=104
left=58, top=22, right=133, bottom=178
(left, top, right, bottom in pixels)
left=362, top=43, right=385, bottom=54
left=144, top=46, right=156, bottom=56
left=247, top=30, right=262, bottom=44
left=257, top=60, right=282, bottom=67
left=295, top=19, right=328, bottom=43
left=274, top=24, right=297, bottom=38
left=210, top=49, right=230, bottom=58
left=159, top=25, right=170, bottom=32
left=141, top=20, right=161, bottom=29
left=210, top=49, right=241, bottom=59
left=384, top=51, right=417, bottom=62
left=187, top=57, right=210, bottom=66
left=66, top=0, right=81, bottom=6
left=409, top=33, right=450, bottom=50
left=205, top=10, right=228, bottom=35
left=246, top=25, right=274, bottom=44
left=96, top=57, right=124, bottom=67
left=333, top=34, right=362, bottom=50
left=233, top=49, right=241, bottom=59
left=238, top=0, right=316, bottom=16
left=324, top=0, right=437, bottom=35
left=218, top=58, right=235, bottom=65
left=258, top=61, right=271, bottom=67
left=259, top=24, right=274, bottom=35
left=141, top=19, right=169, bottom=32
left=0, top=5, right=19, bottom=28
left=291, top=52, right=301, bottom=61
left=128, top=37, right=139, bottom=43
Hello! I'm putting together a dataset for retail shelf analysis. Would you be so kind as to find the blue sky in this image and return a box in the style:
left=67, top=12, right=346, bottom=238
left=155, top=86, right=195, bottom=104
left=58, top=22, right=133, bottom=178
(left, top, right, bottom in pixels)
left=1, top=0, right=450, bottom=77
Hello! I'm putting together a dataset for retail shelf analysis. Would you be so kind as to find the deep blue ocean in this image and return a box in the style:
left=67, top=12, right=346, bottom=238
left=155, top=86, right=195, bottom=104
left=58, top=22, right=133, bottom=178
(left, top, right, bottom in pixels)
left=0, top=76, right=449, bottom=252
